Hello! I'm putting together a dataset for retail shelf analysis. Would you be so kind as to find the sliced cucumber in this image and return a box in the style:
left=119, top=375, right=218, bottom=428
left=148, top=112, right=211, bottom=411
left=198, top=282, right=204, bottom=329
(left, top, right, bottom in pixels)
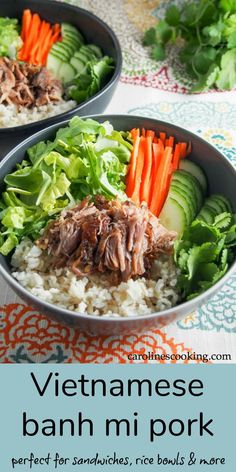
left=204, top=197, right=224, bottom=215
left=172, top=170, right=204, bottom=212
left=213, top=194, right=232, bottom=213
left=63, top=32, right=83, bottom=48
left=59, top=40, right=75, bottom=57
left=61, top=23, right=84, bottom=45
left=208, top=195, right=227, bottom=213
left=198, top=207, right=216, bottom=224
left=203, top=203, right=218, bottom=218
left=86, top=44, right=102, bottom=58
left=197, top=194, right=232, bottom=224
left=50, top=45, right=69, bottom=62
left=52, top=43, right=71, bottom=60
left=159, top=197, right=187, bottom=235
left=76, top=49, right=94, bottom=63
left=46, top=53, right=62, bottom=75
left=179, top=159, right=207, bottom=194
left=70, top=57, right=86, bottom=75
left=62, top=34, right=81, bottom=48
left=169, top=188, right=193, bottom=225
left=63, top=38, right=78, bottom=53
left=80, top=45, right=96, bottom=60
left=74, top=51, right=89, bottom=64
left=171, top=182, right=198, bottom=216
left=59, top=63, right=76, bottom=83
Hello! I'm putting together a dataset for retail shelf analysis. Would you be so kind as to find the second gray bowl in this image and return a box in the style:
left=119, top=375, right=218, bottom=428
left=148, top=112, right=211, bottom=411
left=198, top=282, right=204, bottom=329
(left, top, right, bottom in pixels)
left=0, top=0, right=122, bottom=158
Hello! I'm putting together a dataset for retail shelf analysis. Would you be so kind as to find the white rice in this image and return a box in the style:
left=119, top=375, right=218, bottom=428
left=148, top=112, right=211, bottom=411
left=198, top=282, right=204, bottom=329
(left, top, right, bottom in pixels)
left=0, top=100, right=76, bottom=128
left=11, top=238, right=180, bottom=317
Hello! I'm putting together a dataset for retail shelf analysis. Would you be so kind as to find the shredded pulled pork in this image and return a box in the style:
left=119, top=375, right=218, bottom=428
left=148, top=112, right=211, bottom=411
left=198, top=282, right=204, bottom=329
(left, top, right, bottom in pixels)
left=37, top=196, right=177, bottom=282
left=0, top=57, right=63, bottom=107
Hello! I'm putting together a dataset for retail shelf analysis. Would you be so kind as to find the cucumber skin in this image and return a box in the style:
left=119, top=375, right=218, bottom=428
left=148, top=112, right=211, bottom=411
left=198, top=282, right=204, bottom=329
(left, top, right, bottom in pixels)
left=171, top=182, right=198, bottom=216
left=179, top=159, right=207, bottom=194
left=196, top=194, right=233, bottom=224
left=172, top=170, right=204, bottom=212
left=169, top=188, right=194, bottom=225
left=198, top=208, right=215, bottom=224
left=204, top=197, right=225, bottom=214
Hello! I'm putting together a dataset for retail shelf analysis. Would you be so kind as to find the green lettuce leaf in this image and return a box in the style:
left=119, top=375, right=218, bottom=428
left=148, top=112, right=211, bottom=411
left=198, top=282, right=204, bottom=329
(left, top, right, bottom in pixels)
left=0, top=233, right=18, bottom=256
left=1, top=207, right=33, bottom=230
left=38, top=173, right=71, bottom=212
left=0, top=17, right=22, bottom=58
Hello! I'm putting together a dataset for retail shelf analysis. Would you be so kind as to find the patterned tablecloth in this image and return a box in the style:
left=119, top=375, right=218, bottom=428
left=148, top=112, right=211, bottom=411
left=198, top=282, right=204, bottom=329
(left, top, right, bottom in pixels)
left=0, top=0, right=235, bottom=363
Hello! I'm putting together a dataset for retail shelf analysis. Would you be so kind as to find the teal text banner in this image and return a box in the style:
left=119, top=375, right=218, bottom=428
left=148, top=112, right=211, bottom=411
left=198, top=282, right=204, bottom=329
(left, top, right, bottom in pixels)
left=0, top=365, right=235, bottom=471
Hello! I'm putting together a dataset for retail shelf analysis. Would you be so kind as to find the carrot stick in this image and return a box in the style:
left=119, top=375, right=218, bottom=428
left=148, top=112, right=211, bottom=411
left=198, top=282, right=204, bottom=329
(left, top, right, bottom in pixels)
left=29, top=25, right=49, bottom=64
left=180, top=142, right=187, bottom=158
left=153, top=136, right=158, bottom=143
left=142, top=128, right=146, bottom=137
left=146, top=130, right=155, bottom=139
left=172, top=143, right=181, bottom=170
left=41, top=31, right=61, bottom=65
left=39, top=29, right=53, bottom=65
left=28, top=21, right=47, bottom=62
left=150, top=146, right=173, bottom=216
left=168, top=136, right=174, bottom=148
left=53, top=24, right=61, bottom=33
left=130, top=128, right=140, bottom=138
left=148, top=141, right=164, bottom=206
left=130, top=137, right=146, bottom=205
left=159, top=132, right=166, bottom=144
left=140, top=136, right=153, bottom=204
left=23, top=13, right=41, bottom=61
left=126, top=130, right=140, bottom=197
left=21, top=9, right=31, bottom=42
left=18, top=10, right=32, bottom=60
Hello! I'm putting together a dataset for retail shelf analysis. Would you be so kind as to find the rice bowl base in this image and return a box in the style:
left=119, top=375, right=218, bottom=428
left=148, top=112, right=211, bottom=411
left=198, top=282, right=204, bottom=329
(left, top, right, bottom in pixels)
left=0, top=100, right=76, bottom=128
left=11, top=238, right=180, bottom=317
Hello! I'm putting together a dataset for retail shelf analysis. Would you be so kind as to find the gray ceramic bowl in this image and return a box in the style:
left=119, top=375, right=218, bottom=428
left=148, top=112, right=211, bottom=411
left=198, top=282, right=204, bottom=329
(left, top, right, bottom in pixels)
left=0, top=115, right=235, bottom=334
left=0, top=0, right=122, bottom=158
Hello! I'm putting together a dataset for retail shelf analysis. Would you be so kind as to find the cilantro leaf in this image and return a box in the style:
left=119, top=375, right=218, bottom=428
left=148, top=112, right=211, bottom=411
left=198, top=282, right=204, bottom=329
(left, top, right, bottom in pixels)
left=155, top=20, right=173, bottom=44
left=143, top=27, right=157, bottom=46
left=187, top=242, right=219, bottom=279
left=165, top=5, right=181, bottom=27
left=191, top=64, right=220, bottom=92
left=174, top=212, right=236, bottom=300
left=143, top=0, right=236, bottom=91
left=151, top=44, right=166, bottom=61
left=192, top=47, right=217, bottom=75
left=213, top=212, right=232, bottom=229
left=181, top=3, right=198, bottom=26
left=225, top=224, right=236, bottom=246
left=202, top=19, right=224, bottom=46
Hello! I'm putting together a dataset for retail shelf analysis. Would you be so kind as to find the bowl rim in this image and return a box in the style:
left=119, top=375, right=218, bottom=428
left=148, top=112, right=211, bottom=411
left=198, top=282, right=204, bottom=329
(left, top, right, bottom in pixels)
left=0, top=0, right=122, bottom=134
left=0, top=113, right=235, bottom=324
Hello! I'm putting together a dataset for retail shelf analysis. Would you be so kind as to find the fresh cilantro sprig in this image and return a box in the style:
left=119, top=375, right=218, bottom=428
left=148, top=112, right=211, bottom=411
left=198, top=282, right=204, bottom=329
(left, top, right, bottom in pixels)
left=144, top=0, right=236, bottom=91
left=174, top=212, right=236, bottom=300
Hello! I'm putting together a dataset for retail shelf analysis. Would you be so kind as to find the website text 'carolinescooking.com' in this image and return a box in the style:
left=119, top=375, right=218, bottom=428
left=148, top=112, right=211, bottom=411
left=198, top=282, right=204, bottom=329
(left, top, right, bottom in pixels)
left=127, top=352, right=232, bottom=363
